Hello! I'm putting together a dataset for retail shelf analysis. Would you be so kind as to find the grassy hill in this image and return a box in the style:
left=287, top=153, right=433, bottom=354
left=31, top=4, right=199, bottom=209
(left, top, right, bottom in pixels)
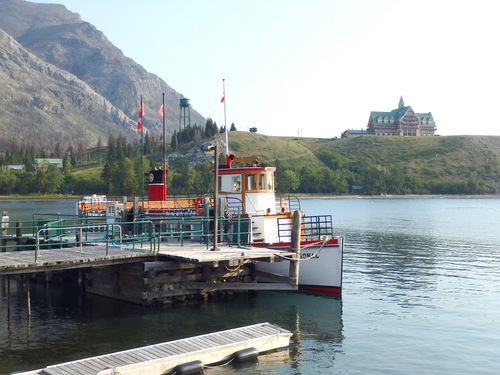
left=71, top=132, right=500, bottom=195
left=223, top=132, right=500, bottom=193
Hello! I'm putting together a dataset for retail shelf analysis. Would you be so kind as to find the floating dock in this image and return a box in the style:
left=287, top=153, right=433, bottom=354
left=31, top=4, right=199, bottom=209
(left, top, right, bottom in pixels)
left=18, top=323, right=292, bottom=375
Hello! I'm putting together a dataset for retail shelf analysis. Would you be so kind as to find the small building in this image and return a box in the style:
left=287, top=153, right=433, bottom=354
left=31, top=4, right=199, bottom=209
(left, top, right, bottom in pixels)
left=342, top=97, right=437, bottom=138
left=34, top=158, right=63, bottom=169
left=6, top=164, right=24, bottom=171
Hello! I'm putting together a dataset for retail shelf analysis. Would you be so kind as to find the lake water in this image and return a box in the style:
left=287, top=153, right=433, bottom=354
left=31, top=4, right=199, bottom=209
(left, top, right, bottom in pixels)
left=1, top=198, right=499, bottom=374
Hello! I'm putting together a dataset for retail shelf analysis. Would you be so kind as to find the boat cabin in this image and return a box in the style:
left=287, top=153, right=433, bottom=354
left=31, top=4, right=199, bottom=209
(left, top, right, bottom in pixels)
left=218, top=166, right=277, bottom=215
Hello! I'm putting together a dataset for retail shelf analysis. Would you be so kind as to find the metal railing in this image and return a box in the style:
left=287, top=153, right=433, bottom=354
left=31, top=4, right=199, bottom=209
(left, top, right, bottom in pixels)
left=0, top=213, right=252, bottom=262
left=277, top=214, right=334, bottom=242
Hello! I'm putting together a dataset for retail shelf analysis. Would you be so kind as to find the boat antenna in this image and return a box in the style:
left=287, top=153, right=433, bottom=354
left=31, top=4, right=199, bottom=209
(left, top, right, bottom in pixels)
left=222, top=78, right=229, bottom=155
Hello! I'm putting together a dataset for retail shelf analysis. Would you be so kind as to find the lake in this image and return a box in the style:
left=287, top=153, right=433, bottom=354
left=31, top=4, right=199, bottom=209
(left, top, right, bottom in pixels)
left=1, top=198, right=499, bottom=374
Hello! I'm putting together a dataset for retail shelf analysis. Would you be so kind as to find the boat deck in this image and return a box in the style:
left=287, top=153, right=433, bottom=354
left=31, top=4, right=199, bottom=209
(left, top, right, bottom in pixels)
left=18, top=323, right=292, bottom=375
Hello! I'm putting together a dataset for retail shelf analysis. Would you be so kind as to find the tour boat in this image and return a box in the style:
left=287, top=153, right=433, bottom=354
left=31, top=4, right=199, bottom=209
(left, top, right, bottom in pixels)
left=78, top=152, right=344, bottom=295
left=214, top=154, right=343, bottom=295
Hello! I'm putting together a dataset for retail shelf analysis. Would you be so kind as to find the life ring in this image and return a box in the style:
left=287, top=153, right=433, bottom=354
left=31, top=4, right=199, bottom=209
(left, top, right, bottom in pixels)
left=195, top=197, right=204, bottom=215
left=279, top=198, right=289, bottom=213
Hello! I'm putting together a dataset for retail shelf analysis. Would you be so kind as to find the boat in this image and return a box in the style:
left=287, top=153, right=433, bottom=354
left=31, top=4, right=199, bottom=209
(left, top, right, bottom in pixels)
left=78, top=150, right=344, bottom=296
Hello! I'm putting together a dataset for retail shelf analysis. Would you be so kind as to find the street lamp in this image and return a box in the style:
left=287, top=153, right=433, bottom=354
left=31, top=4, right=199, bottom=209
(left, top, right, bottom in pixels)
left=201, top=143, right=219, bottom=251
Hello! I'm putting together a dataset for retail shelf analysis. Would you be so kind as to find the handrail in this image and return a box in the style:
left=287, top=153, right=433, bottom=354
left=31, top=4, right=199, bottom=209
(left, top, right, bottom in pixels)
left=1, top=214, right=252, bottom=260
left=35, top=224, right=124, bottom=262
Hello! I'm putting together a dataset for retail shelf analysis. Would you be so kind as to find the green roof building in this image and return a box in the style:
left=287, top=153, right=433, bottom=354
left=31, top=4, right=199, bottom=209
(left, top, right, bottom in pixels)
left=342, top=97, right=437, bottom=138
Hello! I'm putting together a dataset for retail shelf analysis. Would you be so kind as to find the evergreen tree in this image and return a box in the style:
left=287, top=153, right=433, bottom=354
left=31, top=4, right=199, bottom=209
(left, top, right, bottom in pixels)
left=101, top=159, right=114, bottom=193
left=63, top=153, right=72, bottom=175
left=171, top=131, right=178, bottom=149
left=24, top=145, right=35, bottom=172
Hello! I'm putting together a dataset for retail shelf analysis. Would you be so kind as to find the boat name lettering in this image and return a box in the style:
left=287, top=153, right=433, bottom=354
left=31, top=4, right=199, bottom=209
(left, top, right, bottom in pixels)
left=300, top=252, right=319, bottom=259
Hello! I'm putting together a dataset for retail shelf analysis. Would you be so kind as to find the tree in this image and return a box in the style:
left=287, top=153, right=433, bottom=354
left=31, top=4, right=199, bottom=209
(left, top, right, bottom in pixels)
left=36, top=164, right=64, bottom=194
left=113, top=157, right=136, bottom=195
left=171, top=131, right=178, bottom=150
left=101, top=159, right=114, bottom=193
left=0, top=168, right=19, bottom=194
left=230, top=123, right=237, bottom=131
left=249, top=127, right=258, bottom=133
left=278, top=169, right=300, bottom=193
left=63, top=154, right=72, bottom=175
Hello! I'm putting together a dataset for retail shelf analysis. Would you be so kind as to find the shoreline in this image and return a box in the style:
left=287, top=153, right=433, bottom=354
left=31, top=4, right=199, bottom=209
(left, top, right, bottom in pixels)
left=1, top=194, right=500, bottom=201
left=295, top=194, right=500, bottom=199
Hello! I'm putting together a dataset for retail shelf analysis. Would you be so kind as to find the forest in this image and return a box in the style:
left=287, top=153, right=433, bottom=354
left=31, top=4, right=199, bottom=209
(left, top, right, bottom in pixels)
left=0, top=121, right=499, bottom=197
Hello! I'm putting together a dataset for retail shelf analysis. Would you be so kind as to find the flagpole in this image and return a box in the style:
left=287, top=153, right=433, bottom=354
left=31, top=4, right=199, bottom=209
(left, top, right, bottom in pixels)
left=140, top=95, right=144, bottom=205
left=162, top=92, right=167, bottom=200
left=222, top=79, right=228, bottom=155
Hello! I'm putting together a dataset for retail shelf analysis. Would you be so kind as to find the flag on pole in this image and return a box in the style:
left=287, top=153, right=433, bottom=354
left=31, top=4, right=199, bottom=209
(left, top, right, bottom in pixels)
left=137, top=99, right=145, bottom=131
left=157, top=104, right=164, bottom=117
left=220, top=95, right=225, bottom=103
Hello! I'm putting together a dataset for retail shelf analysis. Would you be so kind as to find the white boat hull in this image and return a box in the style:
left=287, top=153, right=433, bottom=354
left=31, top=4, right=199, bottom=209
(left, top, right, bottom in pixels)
left=255, top=236, right=343, bottom=295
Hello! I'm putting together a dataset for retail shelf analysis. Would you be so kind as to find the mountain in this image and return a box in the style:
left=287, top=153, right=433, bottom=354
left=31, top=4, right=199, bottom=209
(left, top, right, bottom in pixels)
left=0, top=0, right=205, bottom=149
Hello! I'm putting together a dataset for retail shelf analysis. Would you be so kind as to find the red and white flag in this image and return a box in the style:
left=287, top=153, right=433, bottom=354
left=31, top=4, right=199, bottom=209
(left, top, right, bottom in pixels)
left=220, top=95, right=225, bottom=103
left=137, top=99, right=145, bottom=131
left=157, top=104, right=164, bottom=117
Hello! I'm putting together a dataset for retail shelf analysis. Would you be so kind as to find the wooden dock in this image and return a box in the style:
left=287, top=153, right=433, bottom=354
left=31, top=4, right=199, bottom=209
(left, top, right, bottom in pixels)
left=18, top=323, right=292, bottom=375
left=0, top=242, right=294, bottom=276
left=0, top=242, right=298, bottom=305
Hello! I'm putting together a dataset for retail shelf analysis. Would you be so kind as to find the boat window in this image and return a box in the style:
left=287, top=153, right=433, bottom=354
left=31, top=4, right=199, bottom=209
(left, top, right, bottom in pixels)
left=259, top=174, right=266, bottom=191
left=266, top=173, right=274, bottom=190
left=232, top=176, right=241, bottom=192
left=247, top=174, right=256, bottom=190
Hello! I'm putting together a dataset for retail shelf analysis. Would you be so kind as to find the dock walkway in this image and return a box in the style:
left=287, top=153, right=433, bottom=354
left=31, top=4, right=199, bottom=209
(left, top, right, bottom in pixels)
left=0, top=242, right=294, bottom=276
left=19, top=323, right=292, bottom=375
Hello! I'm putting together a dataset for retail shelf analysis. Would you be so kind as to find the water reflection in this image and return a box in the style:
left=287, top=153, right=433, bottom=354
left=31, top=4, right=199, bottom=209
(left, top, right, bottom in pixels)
left=1, top=274, right=343, bottom=374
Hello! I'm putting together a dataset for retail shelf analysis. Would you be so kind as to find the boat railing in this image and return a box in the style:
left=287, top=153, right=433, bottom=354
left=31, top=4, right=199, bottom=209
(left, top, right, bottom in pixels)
left=224, top=195, right=244, bottom=216
left=275, top=196, right=301, bottom=213
left=276, top=214, right=334, bottom=242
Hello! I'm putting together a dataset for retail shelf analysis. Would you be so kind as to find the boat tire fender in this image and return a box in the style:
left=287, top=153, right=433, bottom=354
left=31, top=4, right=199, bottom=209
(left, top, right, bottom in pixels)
left=173, top=360, right=204, bottom=374
left=233, top=347, right=259, bottom=362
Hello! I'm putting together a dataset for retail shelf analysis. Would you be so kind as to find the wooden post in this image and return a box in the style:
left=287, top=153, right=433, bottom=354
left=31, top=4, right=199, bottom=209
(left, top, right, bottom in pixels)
left=289, top=211, right=301, bottom=286
left=27, top=278, right=31, bottom=318
left=16, top=221, right=23, bottom=246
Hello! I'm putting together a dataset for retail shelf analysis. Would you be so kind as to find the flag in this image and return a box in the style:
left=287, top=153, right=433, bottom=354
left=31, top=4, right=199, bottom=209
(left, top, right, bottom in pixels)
left=137, top=99, right=145, bottom=131
left=157, top=104, right=164, bottom=117
left=220, top=95, right=225, bottom=103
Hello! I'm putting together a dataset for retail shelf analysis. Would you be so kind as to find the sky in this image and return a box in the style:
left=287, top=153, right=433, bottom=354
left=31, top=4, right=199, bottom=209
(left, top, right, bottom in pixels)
left=32, top=0, right=500, bottom=138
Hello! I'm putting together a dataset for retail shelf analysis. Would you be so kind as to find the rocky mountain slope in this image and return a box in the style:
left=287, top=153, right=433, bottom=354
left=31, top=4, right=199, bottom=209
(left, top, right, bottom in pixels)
left=0, top=0, right=205, bottom=149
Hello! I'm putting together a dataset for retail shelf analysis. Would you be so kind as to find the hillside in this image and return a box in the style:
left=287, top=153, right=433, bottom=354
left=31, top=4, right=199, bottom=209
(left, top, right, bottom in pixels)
left=222, top=133, right=500, bottom=193
left=0, top=0, right=205, bottom=149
